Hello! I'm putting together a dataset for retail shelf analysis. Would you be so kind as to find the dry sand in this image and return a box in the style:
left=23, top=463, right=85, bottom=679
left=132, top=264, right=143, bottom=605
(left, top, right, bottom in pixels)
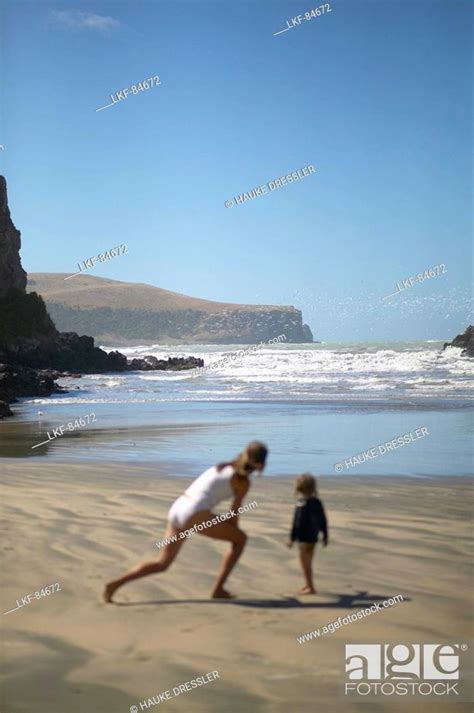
left=1, top=461, right=472, bottom=712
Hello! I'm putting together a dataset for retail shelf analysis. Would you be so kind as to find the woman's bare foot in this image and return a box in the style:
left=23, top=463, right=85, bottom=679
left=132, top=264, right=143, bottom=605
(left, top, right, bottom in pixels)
left=103, top=581, right=120, bottom=603
left=298, top=585, right=317, bottom=595
left=211, top=588, right=235, bottom=599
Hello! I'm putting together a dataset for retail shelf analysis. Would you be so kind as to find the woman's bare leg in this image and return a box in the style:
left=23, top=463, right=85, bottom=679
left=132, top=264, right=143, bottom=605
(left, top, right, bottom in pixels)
left=104, top=509, right=248, bottom=602
left=103, top=522, right=184, bottom=602
left=185, top=511, right=247, bottom=598
left=210, top=537, right=247, bottom=598
left=298, top=543, right=316, bottom=594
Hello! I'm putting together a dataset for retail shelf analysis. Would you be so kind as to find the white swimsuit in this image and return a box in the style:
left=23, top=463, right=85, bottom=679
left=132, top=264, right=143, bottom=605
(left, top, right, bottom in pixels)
left=168, top=465, right=234, bottom=528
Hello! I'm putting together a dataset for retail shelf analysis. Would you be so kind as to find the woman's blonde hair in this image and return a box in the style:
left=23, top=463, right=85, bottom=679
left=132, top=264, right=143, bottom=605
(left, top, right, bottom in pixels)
left=295, top=473, right=317, bottom=497
left=218, top=441, right=268, bottom=477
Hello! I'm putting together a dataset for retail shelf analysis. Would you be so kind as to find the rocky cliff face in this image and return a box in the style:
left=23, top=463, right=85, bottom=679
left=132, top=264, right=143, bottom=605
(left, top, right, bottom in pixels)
left=42, top=303, right=312, bottom=345
left=27, top=273, right=314, bottom=345
left=0, top=176, right=27, bottom=296
left=179, top=307, right=311, bottom=344
left=0, top=177, right=59, bottom=355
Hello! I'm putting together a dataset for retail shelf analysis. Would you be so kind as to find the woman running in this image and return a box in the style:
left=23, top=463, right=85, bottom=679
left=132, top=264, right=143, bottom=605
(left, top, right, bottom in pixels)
left=104, top=441, right=267, bottom=602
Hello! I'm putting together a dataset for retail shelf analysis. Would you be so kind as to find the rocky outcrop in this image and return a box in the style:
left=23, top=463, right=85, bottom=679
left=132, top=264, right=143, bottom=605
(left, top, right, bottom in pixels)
left=443, top=326, right=474, bottom=358
left=0, top=364, right=63, bottom=404
left=2, top=331, right=128, bottom=373
left=127, top=355, right=203, bottom=371
left=0, top=400, right=13, bottom=417
left=0, top=349, right=204, bottom=417
left=0, top=176, right=27, bottom=296
left=2, top=332, right=204, bottom=374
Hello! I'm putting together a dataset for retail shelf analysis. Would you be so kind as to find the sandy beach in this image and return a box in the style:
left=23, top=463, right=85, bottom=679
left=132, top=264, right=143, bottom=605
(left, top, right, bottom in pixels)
left=1, top=462, right=472, bottom=712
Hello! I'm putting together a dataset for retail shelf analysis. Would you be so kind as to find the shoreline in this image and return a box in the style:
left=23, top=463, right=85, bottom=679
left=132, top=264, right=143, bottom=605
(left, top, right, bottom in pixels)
left=1, top=458, right=473, bottom=480
left=2, top=398, right=472, bottom=479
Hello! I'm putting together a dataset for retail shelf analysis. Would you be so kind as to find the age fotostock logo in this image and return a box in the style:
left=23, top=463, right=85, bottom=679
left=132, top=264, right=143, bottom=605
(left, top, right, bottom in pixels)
left=344, top=644, right=467, bottom=697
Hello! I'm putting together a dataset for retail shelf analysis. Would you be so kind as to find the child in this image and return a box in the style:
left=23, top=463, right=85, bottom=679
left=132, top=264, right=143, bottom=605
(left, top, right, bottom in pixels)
left=287, top=473, right=328, bottom=595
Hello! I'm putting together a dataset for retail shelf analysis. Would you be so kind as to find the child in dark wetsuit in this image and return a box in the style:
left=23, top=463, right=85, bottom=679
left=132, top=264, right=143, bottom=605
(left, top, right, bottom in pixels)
left=287, top=473, right=328, bottom=595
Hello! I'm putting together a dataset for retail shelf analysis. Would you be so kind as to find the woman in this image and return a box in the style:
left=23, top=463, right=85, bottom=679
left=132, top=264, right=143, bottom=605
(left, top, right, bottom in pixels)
left=104, top=441, right=267, bottom=602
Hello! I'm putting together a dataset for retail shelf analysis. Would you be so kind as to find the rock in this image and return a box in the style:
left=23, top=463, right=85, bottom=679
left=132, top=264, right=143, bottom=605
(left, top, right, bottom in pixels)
left=0, top=176, right=27, bottom=296
left=163, top=356, right=204, bottom=370
left=0, top=400, right=13, bottom=418
left=127, top=355, right=203, bottom=371
left=302, top=323, right=313, bottom=342
left=443, top=326, right=474, bottom=357
left=0, top=363, right=63, bottom=404
left=127, top=355, right=159, bottom=371
left=50, top=334, right=128, bottom=373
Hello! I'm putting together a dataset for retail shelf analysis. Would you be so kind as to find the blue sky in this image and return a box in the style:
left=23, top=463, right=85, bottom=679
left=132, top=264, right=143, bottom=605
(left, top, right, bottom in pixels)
left=1, top=0, right=472, bottom=341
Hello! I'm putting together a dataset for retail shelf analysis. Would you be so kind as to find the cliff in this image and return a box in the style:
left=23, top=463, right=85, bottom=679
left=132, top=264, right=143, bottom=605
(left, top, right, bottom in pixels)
left=0, top=177, right=61, bottom=360
left=27, top=273, right=314, bottom=345
left=0, top=176, right=27, bottom=295
left=0, top=176, right=202, bottom=415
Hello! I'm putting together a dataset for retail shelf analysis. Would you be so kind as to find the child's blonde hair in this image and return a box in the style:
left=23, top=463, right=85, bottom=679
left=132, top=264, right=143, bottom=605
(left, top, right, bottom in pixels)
left=295, top=473, right=317, bottom=497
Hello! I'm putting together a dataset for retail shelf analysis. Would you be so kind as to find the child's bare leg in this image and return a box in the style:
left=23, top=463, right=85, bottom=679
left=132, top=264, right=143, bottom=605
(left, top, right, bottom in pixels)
left=298, top=543, right=316, bottom=594
left=103, top=522, right=184, bottom=602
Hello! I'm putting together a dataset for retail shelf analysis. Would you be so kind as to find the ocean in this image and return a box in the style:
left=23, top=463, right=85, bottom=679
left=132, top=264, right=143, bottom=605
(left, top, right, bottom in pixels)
left=2, top=341, right=472, bottom=477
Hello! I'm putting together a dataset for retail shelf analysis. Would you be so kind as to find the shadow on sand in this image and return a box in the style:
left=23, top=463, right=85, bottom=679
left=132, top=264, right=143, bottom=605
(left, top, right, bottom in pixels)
left=113, top=590, right=409, bottom=609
